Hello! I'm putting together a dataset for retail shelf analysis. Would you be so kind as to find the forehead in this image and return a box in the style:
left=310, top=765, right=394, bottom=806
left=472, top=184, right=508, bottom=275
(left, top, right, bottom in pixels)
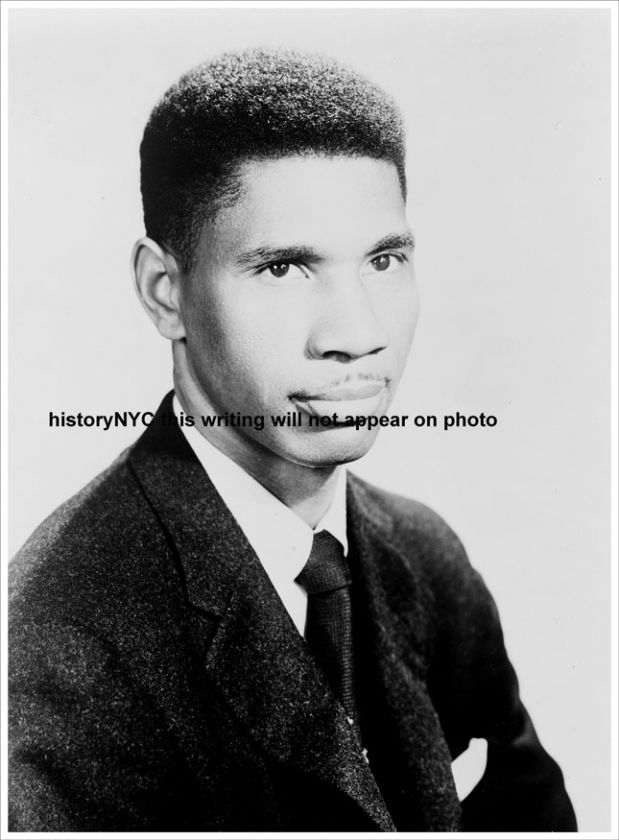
left=202, top=155, right=407, bottom=260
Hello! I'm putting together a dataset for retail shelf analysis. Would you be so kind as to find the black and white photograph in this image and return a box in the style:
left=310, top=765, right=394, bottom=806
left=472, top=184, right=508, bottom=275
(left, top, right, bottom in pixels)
left=2, top=1, right=616, bottom=836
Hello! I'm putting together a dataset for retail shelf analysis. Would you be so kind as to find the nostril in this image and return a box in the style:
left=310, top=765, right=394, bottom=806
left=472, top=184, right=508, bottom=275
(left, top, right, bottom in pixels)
left=319, top=350, right=363, bottom=364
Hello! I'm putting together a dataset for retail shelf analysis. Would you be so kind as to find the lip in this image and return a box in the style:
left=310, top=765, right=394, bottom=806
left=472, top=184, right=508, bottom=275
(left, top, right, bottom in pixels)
left=292, top=379, right=389, bottom=422
left=298, top=379, right=386, bottom=401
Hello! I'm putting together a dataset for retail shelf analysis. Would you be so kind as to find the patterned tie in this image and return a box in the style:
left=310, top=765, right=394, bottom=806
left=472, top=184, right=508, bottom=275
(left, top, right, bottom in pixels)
left=295, top=530, right=360, bottom=734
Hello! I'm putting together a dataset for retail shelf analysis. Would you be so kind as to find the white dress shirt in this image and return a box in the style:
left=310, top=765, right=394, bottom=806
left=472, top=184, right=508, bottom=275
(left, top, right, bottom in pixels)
left=173, top=397, right=348, bottom=635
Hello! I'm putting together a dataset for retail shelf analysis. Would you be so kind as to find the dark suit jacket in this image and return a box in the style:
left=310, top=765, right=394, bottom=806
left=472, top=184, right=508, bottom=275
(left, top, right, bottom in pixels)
left=9, top=394, right=577, bottom=832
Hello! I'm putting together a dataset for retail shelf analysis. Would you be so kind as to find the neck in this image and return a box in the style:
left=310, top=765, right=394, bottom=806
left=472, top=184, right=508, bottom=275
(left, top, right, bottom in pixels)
left=172, top=343, right=341, bottom=528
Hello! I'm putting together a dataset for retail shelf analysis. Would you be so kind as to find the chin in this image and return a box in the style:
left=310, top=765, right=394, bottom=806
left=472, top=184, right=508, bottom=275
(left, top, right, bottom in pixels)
left=289, top=428, right=379, bottom=468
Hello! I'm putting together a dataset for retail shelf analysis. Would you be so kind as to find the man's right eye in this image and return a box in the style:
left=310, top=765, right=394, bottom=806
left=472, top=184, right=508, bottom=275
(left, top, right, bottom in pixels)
left=259, top=262, right=306, bottom=280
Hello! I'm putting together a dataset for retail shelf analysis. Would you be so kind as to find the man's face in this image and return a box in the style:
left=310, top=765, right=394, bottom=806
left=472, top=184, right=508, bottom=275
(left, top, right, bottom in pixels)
left=179, top=155, right=419, bottom=470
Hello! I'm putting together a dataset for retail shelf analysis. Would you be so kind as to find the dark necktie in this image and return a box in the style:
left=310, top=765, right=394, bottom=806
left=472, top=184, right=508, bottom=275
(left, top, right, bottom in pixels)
left=295, top=531, right=360, bottom=733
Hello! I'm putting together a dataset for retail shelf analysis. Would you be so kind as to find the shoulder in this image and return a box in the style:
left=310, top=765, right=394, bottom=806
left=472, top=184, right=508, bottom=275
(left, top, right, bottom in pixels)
left=9, top=448, right=177, bottom=636
left=346, top=472, right=498, bottom=630
left=347, top=474, right=510, bottom=696
left=347, top=472, right=472, bottom=578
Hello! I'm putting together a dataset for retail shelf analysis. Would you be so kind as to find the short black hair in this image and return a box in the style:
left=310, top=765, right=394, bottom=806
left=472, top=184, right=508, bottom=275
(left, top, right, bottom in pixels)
left=140, top=48, right=406, bottom=274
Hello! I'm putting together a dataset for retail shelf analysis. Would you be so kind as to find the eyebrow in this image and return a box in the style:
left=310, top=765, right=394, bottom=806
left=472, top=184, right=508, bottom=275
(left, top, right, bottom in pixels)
left=367, top=231, right=416, bottom=255
left=235, top=245, right=322, bottom=269
left=235, top=230, right=416, bottom=269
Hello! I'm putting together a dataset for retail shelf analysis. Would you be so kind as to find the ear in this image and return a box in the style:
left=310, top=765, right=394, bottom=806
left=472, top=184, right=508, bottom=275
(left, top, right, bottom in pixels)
left=132, top=237, right=186, bottom=340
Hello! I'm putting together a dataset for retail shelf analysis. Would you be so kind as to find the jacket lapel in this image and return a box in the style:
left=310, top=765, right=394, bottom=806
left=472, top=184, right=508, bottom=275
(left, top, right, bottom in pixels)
left=347, top=475, right=462, bottom=831
left=128, top=394, right=394, bottom=831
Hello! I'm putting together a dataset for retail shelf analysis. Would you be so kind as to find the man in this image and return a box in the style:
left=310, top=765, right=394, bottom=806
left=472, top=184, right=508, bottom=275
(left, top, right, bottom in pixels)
left=9, top=48, right=576, bottom=831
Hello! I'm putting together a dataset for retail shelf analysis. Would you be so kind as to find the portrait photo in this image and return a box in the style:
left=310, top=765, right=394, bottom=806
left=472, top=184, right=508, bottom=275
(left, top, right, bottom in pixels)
left=3, top=2, right=615, bottom=836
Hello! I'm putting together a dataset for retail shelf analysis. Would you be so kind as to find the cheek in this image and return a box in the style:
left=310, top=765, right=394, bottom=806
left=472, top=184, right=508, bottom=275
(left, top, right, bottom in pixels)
left=372, top=280, right=420, bottom=355
left=402, top=287, right=421, bottom=345
left=187, top=290, right=306, bottom=389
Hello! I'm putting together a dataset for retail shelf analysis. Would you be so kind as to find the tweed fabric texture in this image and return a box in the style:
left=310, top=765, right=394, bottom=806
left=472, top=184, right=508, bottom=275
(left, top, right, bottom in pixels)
left=9, top=392, right=577, bottom=832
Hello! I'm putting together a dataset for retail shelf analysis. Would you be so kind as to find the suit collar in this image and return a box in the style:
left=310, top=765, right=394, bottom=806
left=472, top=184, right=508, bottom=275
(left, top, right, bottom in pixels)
left=171, top=395, right=348, bottom=634
left=128, top=394, right=394, bottom=831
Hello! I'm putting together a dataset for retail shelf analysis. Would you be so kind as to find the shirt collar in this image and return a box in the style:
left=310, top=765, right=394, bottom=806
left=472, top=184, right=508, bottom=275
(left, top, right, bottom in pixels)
left=172, top=397, right=348, bottom=586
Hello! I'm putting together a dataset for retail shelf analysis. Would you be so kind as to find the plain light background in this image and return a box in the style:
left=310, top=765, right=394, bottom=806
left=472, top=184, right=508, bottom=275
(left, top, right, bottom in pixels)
left=8, top=7, right=611, bottom=831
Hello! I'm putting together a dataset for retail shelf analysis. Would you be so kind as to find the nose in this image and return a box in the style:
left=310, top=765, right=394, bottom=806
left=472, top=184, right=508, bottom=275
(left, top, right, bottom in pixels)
left=306, top=273, right=389, bottom=361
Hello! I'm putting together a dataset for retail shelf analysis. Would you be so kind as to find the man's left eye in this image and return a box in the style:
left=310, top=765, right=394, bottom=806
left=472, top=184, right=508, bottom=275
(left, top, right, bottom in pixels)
left=266, top=262, right=291, bottom=278
left=364, top=254, right=402, bottom=275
